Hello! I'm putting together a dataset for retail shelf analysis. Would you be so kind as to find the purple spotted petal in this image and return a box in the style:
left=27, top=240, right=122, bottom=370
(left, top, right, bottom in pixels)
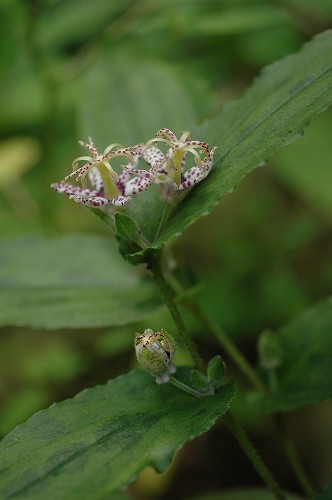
left=123, top=167, right=153, bottom=178
left=69, top=195, right=111, bottom=207
left=184, top=140, right=210, bottom=155
left=178, top=166, right=206, bottom=190
left=143, top=145, right=165, bottom=168
left=124, top=176, right=152, bottom=196
left=110, top=195, right=132, bottom=206
left=180, top=153, right=187, bottom=175
left=88, top=167, right=103, bottom=191
left=178, top=147, right=216, bottom=190
left=51, top=182, right=98, bottom=198
left=117, top=169, right=131, bottom=194
left=69, top=194, right=131, bottom=207
left=156, top=128, right=177, bottom=142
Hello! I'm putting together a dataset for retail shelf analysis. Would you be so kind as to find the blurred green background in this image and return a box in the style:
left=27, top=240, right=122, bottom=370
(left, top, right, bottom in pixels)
left=1, top=0, right=332, bottom=498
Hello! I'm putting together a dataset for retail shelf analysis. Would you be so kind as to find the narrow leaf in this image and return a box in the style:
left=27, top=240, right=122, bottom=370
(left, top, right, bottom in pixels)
left=114, top=212, right=141, bottom=243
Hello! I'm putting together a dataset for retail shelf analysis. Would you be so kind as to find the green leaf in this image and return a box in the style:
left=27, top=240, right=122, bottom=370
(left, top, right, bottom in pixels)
left=79, top=51, right=198, bottom=147
left=318, top=481, right=332, bottom=500
left=0, top=235, right=161, bottom=329
left=130, top=30, right=332, bottom=259
left=272, top=111, right=332, bottom=217
left=0, top=286, right=161, bottom=330
left=114, top=212, right=144, bottom=262
left=207, top=355, right=226, bottom=388
left=114, top=212, right=141, bottom=243
left=258, top=296, right=332, bottom=412
left=257, top=330, right=282, bottom=370
left=0, top=370, right=236, bottom=498
left=35, top=0, right=133, bottom=54
left=190, top=487, right=303, bottom=500
left=193, top=6, right=286, bottom=35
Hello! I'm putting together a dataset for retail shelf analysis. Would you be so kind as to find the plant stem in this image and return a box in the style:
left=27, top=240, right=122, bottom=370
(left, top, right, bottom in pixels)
left=154, top=202, right=171, bottom=241
left=167, top=273, right=316, bottom=496
left=148, top=251, right=205, bottom=371
left=169, top=376, right=206, bottom=398
left=225, top=412, right=287, bottom=500
left=193, top=302, right=316, bottom=496
left=194, top=308, right=267, bottom=392
left=276, top=415, right=316, bottom=498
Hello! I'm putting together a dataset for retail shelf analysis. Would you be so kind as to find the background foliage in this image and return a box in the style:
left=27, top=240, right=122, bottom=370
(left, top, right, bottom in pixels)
left=1, top=0, right=332, bottom=498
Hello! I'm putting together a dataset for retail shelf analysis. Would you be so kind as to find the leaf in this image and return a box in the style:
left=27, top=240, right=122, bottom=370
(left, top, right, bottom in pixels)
left=272, top=111, right=332, bottom=217
left=318, top=481, right=332, bottom=500
left=79, top=51, right=198, bottom=147
left=35, top=0, right=133, bottom=53
left=207, top=355, right=226, bottom=389
left=0, top=235, right=161, bottom=329
left=190, top=487, right=303, bottom=500
left=0, top=370, right=236, bottom=498
left=192, top=6, right=286, bottom=35
left=0, top=286, right=161, bottom=330
left=78, top=51, right=200, bottom=246
left=128, top=29, right=332, bottom=260
left=114, top=212, right=141, bottom=243
left=258, top=296, right=332, bottom=412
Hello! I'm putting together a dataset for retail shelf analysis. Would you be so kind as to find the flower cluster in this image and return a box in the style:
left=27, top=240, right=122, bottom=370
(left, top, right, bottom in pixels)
left=51, top=129, right=216, bottom=208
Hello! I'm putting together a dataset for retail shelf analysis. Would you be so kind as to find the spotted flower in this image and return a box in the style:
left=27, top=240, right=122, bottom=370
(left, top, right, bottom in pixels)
left=51, top=139, right=153, bottom=208
left=127, top=128, right=216, bottom=202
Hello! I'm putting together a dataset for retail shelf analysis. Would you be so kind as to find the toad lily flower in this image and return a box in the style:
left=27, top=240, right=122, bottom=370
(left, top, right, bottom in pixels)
left=125, top=128, right=216, bottom=203
left=51, top=139, right=152, bottom=208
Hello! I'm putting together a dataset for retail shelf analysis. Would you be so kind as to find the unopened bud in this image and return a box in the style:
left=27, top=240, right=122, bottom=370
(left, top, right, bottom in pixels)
left=258, top=329, right=282, bottom=370
left=134, top=329, right=176, bottom=384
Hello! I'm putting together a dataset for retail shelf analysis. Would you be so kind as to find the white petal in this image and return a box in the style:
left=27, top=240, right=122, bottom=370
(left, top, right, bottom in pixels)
left=88, top=167, right=103, bottom=191
left=110, top=195, right=132, bottom=206
left=143, top=145, right=165, bottom=168
left=51, top=182, right=97, bottom=197
left=69, top=195, right=111, bottom=207
left=124, top=176, right=152, bottom=196
left=178, top=166, right=206, bottom=190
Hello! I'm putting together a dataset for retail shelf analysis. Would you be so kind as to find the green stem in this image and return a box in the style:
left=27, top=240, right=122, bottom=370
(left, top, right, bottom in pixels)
left=276, top=415, right=316, bottom=498
left=154, top=202, right=171, bottom=241
left=148, top=251, right=205, bottom=371
left=194, top=303, right=316, bottom=496
left=137, top=232, right=150, bottom=249
left=191, top=306, right=266, bottom=392
left=167, top=273, right=316, bottom=496
left=225, top=412, right=287, bottom=500
left=166, top=272, right=265, bottom=389
left=169, top=376, right=206, bottom=398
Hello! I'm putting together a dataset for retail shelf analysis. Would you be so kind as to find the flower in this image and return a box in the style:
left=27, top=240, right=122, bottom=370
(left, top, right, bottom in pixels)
left=128, top=128, right=216, bottom=202
left=135, top=329, right=176, bottom=384
left=51, top=138, right=153, bottom=208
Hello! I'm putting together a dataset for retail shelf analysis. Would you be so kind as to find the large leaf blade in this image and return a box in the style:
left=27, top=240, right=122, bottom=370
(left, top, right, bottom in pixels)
left=0, top=285, right=160, bottom=329
left=138, top=30, right=332, bottom=254
left=0, top=235, right=160, bottom=329
left=0, top=370, right=235, bottom=498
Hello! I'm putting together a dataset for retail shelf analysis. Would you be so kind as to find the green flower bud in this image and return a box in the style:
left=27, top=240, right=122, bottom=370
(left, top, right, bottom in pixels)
left=134, top=329, right=176, bottom=384
left=258, top=329, right=282, bottom=370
